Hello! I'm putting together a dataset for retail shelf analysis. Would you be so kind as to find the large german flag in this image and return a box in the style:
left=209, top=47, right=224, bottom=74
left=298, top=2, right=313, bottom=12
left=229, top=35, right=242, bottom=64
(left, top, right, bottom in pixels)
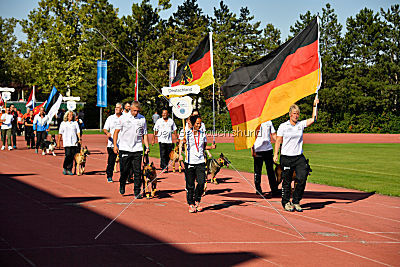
left=222, top=17, right=321, bottom=150
left=172, top=35, right=214, bottom=89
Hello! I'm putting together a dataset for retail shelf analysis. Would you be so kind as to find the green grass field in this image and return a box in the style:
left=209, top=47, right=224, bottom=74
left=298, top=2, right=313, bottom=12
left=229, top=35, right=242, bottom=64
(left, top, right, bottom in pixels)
left=149, top=143, right=400, bottom=197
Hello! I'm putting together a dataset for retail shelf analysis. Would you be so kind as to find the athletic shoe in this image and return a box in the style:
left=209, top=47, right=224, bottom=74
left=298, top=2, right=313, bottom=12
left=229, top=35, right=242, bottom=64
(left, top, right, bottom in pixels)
left=119, top=185, right=125, bottom=195
left=107, top=177, right=113, bottom=183
left=13, top=146, right=16, bottom=149
left=195, top=202, right=203, bottom=212
left=135, top=194, right=143, bottom=199
left=284, top=202, right=294, bottom=212
left=1, top=146, right=5, bottom=150
left=66, top=170, right=74, bottom=175
left=27, top=146, right=30, bottom=149
left=293, top=203, right=303, bottom=212
left=63, top=169, right=67, bottom=175
left=8, top=146, right=13, bottom=150
left=42, top=151, right=46, bottom=155
left=189, top=205, right=197, bottom=213
left=35, top=149, right=38, bottom=153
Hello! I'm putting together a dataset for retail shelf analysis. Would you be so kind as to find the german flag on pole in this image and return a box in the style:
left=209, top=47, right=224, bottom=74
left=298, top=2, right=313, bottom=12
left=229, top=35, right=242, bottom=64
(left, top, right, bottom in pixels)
left=222, top=17, right=321, bottom=150
left=172, top=35, right=215, bottom=89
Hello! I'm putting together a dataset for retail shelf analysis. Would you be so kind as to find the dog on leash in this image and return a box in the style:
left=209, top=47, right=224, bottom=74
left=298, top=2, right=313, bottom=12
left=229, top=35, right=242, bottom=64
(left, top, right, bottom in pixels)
left=274, top=159, right=312, bottom=193
left=74, top=146, right=90, bottom=176
left=169, top=142, right=184, bottom=173
left=142, top=161, right=157, bottom=199
left=42, top=135, right=57, bottom=156
left=203, top=153, right=231, bottom=195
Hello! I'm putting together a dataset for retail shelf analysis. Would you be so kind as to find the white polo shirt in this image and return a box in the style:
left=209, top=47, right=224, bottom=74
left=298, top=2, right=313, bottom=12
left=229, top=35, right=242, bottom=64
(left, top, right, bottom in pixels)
left=116, top=113, right=148, bottom=152
left=154, top=118, right=177, bottom=144
left=103, top=114, right=122, bottom=147
left=253, top=121, right=275, bottom=152
left=277, top=120, right=307, bottom=156
left=59, top=121, right=80, bottom=147
left=179, top=128, right=207, bottom=165
left=1, top=114, right=13, bottom=129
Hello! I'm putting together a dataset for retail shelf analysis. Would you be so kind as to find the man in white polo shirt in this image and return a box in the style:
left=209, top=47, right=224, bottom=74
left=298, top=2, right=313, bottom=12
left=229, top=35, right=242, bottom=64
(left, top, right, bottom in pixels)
left=152, top=109, right=177, bottom=172
left=103, top=103, right=123, bottom=183
left=251, top=120, right=279, bottom=196
left=113, top=101, right=150, bottom=198
left=274, top=97, right=319, bottom=212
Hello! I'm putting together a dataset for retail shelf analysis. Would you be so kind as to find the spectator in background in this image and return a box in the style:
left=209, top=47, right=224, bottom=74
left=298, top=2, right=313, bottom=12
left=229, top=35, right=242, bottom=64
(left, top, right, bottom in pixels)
left=123, top=102, right=130, bottom=116
left=152, top=109, right=177, bottom=171
left=17, top=109, right=24, bottom=136
left=24, top=110, right=35, bottom=149
left=1, top=107, right=14, bottom=150
left=57, top=109, right=65, bottom=129
left=9, top=104, right=18, bottom=149
left=33, top=107, right=50, bottom=154
left=152, top=111, right=160, bottom=125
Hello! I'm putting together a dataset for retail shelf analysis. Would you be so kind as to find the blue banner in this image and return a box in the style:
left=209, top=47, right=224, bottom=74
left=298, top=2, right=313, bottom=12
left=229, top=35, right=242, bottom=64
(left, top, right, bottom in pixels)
left=97, top=60, right=107, bottom=107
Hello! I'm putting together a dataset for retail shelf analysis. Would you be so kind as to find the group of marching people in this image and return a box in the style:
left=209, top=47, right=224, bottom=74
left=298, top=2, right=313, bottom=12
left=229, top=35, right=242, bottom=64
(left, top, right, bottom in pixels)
left=0, top=105, right=48, bottom=152
left=0, top=105, right=85, bottom=177
left=103, top=96, right=319, bottom=213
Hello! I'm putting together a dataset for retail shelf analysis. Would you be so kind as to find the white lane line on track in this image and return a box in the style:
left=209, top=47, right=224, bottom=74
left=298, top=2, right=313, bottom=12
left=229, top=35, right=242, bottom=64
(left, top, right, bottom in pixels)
left=161, top=178, right=400, bottom=242
left=2, top=153, right=112, bottom=203
left=328, top=206, right=400, bottom=223
left=251, top=202, right=399, bottom=241
left=163, top=178, right=399, bottom=266
left=0, top=236, right=36, bottom=266
left=315, top=241, right=393, bottom=266
left=0, top=240, right=399, bottom=251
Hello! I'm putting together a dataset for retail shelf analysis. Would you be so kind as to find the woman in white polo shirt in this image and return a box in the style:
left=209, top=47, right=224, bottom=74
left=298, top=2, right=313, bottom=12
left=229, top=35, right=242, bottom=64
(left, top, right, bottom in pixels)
left=58, top=111, right=81, bottom=175
left=273, top=97, right=319, bottom=212
left=179, top=115, right=215, bottom=213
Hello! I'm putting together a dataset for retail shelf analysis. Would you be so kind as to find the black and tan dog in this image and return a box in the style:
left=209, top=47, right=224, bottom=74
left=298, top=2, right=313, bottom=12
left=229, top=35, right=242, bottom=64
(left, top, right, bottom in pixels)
left=142, top=156, right=157, bottom=199
left=74, top=146, right=90, bottom=176
left=274, top=159, right=312, bottom=193
left=206, top=153, right=231, bottom=184
left=203, top=153, right=231, bottom=195
left=169, top=142, right=184, bottom=173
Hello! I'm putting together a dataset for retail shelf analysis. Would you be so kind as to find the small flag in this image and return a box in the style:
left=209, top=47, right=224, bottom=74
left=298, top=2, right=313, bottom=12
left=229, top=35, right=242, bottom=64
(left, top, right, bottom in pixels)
left=222, top=17, right=322, bottom=150
left=171, top=34, right=215, bottom=89
left=33, top=102, right=46, bottom=115
left=26, top=86, right=36, bottom=109
left=45, top=86, right=63, bottom=121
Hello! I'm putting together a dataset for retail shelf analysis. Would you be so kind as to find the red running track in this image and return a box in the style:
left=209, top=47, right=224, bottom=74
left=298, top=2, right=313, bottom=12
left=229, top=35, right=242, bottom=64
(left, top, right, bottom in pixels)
left=0, top=136, right=399, bottom=266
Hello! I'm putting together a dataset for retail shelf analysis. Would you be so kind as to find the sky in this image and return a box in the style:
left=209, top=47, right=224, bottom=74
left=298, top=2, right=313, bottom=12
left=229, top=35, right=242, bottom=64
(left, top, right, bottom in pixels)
left=0, top=0, right=397, bottom=42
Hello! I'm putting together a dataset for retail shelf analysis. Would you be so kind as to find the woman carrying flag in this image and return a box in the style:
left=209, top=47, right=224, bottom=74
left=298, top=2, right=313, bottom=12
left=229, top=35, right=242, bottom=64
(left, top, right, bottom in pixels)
left=273, top=96, right=319, bottom=212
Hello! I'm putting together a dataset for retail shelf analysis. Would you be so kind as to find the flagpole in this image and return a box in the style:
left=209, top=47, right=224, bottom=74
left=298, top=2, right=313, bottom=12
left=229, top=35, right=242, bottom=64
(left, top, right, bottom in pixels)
left=100, top=49, right=103, bottom=131
left=33, top=85, right=35, bottom=109
left=209, top=32, right=215, bottom=144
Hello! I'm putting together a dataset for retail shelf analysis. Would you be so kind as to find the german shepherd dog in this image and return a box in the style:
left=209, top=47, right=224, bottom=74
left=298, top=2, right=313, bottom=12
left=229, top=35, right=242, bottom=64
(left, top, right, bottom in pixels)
left=42, top=135, right=57, bottom=156
left=203, top=153, right=231, bottom=195
left=142, top=154, right=157, bottom=199
left=169, top=142, right=184, bottom=173
left=274, top=159, right=312, bottom=193
left=74, top=146, right=90, bottom=176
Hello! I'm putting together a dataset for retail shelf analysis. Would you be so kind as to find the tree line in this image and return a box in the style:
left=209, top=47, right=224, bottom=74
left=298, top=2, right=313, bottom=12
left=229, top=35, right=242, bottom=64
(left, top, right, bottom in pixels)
left=0, top=0, right=399, bottom=132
